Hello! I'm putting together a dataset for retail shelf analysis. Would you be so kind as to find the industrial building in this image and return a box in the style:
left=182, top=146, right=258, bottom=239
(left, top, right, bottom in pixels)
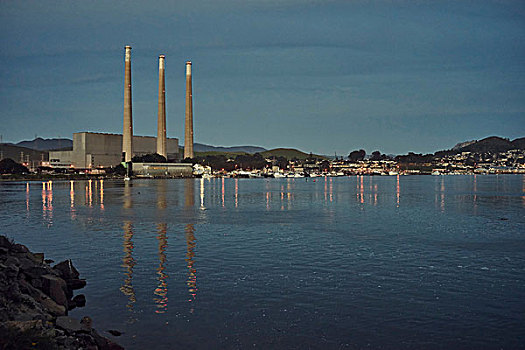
left=49, top=132, right=179, bottom=169
left=49, top=45, right=195, bottom=176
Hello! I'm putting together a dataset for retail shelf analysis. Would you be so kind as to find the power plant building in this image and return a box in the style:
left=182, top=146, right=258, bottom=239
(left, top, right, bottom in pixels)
left=49, top=46, right=194, bottom=175
left=49, top=132, right=179, bottom=169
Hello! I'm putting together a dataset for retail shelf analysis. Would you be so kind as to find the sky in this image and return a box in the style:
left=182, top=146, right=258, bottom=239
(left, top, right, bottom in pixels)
left=1, top=0, right=524, bottom=155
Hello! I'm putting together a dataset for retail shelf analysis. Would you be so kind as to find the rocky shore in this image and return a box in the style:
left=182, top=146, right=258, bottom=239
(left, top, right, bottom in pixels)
left=0, top=235, right=123, bottom=349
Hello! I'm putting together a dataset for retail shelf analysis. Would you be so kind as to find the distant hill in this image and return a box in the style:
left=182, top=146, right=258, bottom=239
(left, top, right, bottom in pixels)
left=193, top=143, right=266, bottom=154
left=454, top=136, right=525, bottom=153
left=0, top=143, right=48, bottom=163
left=262, top=148, right=326, bottom=160
left=17, top=137, right=72, bottom=151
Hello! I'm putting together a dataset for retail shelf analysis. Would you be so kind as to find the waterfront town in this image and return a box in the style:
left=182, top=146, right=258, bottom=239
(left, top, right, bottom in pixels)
left=1, top=137, right=524, bottom=179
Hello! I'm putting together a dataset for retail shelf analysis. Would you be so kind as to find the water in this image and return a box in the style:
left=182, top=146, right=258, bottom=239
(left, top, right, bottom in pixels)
left=1, top=175, right=524, bottom=349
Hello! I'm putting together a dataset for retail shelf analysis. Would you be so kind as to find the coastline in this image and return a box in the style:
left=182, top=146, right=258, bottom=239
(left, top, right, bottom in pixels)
left=0, top=235, right=123, bottom=349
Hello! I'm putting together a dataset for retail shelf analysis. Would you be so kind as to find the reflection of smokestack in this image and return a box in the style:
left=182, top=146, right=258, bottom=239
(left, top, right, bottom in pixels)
left=122, top=46, right=133, bottom=162
left=157, top=55, right=167, bottom=158
left=184, top=61, right=194, bottom=159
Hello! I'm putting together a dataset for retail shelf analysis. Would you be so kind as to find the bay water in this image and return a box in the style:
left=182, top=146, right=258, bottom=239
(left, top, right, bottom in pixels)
left=1, top=175, right=524, bottom=349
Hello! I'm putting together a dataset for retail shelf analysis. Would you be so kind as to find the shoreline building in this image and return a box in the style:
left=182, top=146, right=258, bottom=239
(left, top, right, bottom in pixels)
left=49, top=46, right=193, bottom=176
left=49, top=132, right=179, bottom=169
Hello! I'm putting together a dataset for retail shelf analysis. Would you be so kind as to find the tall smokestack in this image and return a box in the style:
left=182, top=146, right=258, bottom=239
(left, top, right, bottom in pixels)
left=122, top=45, right=133, bottom=162
left=184, top=61, right=194, bottom=159
left=157, top=55, right=167, bottom=158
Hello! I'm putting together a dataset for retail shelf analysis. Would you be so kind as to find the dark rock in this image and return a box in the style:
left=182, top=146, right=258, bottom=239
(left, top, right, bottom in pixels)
left=44, top=258, right=54, bottom=264
left=56, top=316, right=84, bottom=333
left=92, top=329, right=125, bottom=350
left=40, top=296, right=66, bottom=316
left=53, top=260, right=80, bottom=280
left=0, top=235, right=13, bottom=248
left=24, top=266, right=48, bottom=280
left=72, top=294, right=86, bottom=307
left=12, top=243, right=29, bottom=253
left=80, top=316, right=93, bottom=331
left=108, top=329, right=123, bottom=336
left=67, top=278, right=87, bottom=290
left=30, top=278, right=43, bottom=289
left=0, top=247, right=8, bottom=255
left=41, top=274, right=68, bottom=307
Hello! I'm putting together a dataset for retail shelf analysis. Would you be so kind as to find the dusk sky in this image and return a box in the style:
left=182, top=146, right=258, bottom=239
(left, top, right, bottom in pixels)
left=1, top=0, right=524, bottom=155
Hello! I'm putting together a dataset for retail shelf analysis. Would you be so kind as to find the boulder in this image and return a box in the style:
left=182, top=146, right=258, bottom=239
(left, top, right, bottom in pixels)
left=56, top=316, right=84, bottom=333
left=40, top=296, right=66, bottom=316
left=67, top=278, right=87, bottom=290
left=53, top=260, right=80, bottom=280
left=12, top=243, right=29, bottom=253
left=41, top=274, right=68, bottom=307
left=72, top=294, right=86, bottom=308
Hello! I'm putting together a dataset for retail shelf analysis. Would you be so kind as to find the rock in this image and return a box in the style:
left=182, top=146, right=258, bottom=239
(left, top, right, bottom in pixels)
left=0, top=247, right=8, bottom=255
left=44, top=258, right=54, bottom=264
left=41, top=274, right=68, bottom=307
left=72, top=294, right=86, bottom=308
left=30, top=278, right=43, bottom=289
left=12, top=243, right=29, bottom=253
left=24, top=266, right=48, bottom=280
left=4, top=319, right=44, bottom=332
left=53, top=260, right=80, bottom=280
left=108, top=329, right=123, bottom=336
left=32, top=253, right=45, bottom=264
left=80, top=316, right=93, bottom=331
left=41, top=295, right=66, bottom=316
left=67, top=278, right=87, bottom=290
left=0, top=235, right=12, bottom=248
left=56, top=316, right=84, bottom=333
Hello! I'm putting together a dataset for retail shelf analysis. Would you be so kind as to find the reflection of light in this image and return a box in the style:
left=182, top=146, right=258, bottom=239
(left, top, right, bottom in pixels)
left=324, top=177, right=328, bottom=202
left=440, top=177, right=445, bottom=212
left=120, top=221, right=136, bottom=315
left=185, top=179, right=194, bottom=207
left=70, top=181, right=76, bottom=219
left=100, top=179, right=104, bottom=210
left=157, top=180, right=167, bottom=210
left=124, top=181, right=132, bottom=209
left=221, top=178, right=225, bottom=208
left=330, top=177, right=333, bottom=202
left=266, top=192, right=270, bottom=210
left=26, top=183, right=29, bottom=212
left=154, top=223, right=168, bottom=314
left=235, top=179, right=238, bottom=208
left=88, top=179, right=92, bottom=207
left=185, top=224, right=197, bottom=311
left=396, top=175, right=400, bottom=207
left=360, top=176, right=364, bottom=204
left=200, top=178, right=205, bottom=209
left=42, top=181, right=53, bottom=224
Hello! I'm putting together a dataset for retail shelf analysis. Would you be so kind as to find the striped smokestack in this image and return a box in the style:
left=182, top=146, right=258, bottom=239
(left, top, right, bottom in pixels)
left=157, top=55, right=167, bottom=158
left=184, top=61, right=194, bottom=159
left=122, top=45, right=133, bottom=162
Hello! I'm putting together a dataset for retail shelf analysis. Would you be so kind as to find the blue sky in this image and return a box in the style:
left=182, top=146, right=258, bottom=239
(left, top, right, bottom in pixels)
left=1, top=0, right=524, bottom=155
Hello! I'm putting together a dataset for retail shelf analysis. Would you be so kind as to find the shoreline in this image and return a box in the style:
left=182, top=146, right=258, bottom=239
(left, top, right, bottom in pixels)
left=0, top=235, right=123, bottom=349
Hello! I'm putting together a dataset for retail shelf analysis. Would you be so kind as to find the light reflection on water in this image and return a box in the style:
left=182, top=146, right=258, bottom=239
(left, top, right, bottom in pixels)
left=2, top=175, right=524, bottom=349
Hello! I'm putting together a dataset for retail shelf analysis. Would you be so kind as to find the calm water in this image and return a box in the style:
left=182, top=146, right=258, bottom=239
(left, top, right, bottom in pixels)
left=1, top=176, right=524, bottom=349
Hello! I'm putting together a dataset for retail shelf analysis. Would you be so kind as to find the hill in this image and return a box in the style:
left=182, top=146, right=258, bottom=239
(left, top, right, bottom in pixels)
left=454, top=136, right=524, bottom=154
left=17, top=137, right=72, bottom=151
left=0, top=143, right=48, bottom=164
left=193, top=143, right=266, bottom=154
left=262, top=148, right=326, bottom=160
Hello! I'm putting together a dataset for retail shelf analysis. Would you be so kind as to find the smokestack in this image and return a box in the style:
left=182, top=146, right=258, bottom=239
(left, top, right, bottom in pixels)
left=157, top=55, right=167, bottom=158
left=122, top=45, right=133, bottom=162
left=184, top=61, right=194, bottom=159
